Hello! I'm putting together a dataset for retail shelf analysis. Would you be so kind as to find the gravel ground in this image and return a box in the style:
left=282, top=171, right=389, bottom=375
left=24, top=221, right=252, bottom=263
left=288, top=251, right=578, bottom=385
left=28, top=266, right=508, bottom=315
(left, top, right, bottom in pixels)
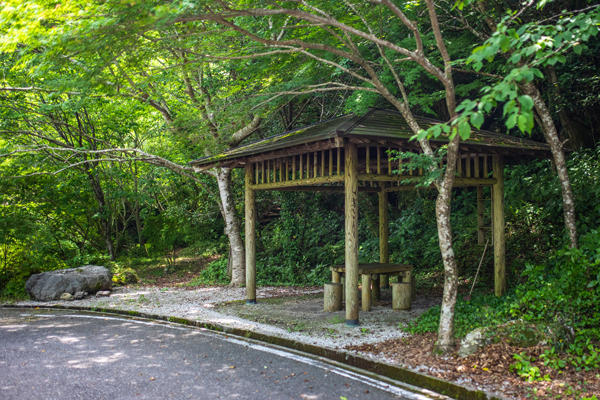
left=16, top=285, right=425, bottom=350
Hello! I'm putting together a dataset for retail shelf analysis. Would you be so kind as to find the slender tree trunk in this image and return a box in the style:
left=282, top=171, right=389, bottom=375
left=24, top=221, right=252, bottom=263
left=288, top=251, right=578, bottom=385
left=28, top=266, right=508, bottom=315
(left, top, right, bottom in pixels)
left=434, top=134, right=460, bottom=352
left=521, top=82, right=578, bottom=248
left=216, top=167, right=246, bottom=286
left=85, top=170, right=116, bottom=260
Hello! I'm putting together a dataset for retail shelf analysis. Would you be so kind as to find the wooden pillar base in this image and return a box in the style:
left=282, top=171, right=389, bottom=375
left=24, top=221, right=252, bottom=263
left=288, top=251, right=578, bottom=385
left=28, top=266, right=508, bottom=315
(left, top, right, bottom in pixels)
left=345, top=319, right=359, bottom=326
left=392, top=282, right=411, bottom=310
left=361, top=274, right=372, bottom=311
left=246, top=299, right=257, bottom=305
left=324, top=282, right=343, bottom=312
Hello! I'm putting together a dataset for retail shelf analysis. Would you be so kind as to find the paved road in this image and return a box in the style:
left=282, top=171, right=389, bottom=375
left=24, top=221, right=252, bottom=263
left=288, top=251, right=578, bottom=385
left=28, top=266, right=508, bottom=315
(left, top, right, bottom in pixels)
left=0, top=308, right=435, bottom=400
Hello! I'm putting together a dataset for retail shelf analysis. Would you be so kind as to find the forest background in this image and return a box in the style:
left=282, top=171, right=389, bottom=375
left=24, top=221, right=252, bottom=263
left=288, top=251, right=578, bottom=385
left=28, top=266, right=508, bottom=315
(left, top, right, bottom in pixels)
left=1, top=0, right=600, bottom=375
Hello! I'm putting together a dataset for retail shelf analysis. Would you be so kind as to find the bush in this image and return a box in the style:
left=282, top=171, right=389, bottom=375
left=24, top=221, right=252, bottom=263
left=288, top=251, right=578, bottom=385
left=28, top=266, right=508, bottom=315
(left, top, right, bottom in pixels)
left=508, top=229, right=600, bottom=368
left=112, top=266, right=139, bottom=285
left=404, top=291, right=510, bottom=338
left=187, top=258, right=229, bottom=286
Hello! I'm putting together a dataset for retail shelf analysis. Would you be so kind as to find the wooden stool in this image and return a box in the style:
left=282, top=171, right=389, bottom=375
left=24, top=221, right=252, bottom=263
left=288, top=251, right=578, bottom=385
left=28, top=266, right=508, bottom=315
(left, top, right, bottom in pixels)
left=323, top=282, right=343, bottom=312
left=392, top=282, right=411, bottom=310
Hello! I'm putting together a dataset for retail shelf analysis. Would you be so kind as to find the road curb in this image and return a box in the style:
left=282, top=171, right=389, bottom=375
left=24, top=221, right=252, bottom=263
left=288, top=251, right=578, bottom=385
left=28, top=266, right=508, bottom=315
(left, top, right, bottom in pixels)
left=2, top=304, right=500, bottom=400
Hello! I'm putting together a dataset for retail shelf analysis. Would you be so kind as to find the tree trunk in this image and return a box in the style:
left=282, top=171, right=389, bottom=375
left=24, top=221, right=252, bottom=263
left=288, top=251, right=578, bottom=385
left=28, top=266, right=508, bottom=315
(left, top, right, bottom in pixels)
left=434, top=134, right=461, bottom=353
left=521, top=82, right=578, bottom=248
left=85, top=169, right=116, bottom=261
left=216, top=167, right=246, bottom=286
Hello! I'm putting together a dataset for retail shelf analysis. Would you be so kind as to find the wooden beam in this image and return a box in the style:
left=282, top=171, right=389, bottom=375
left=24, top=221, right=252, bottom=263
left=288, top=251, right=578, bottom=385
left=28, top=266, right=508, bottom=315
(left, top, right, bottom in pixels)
left=492, top=155, right=506, bottom=296
left=378, top=188, right=390, bottom=290
left=251, top=175, right=344, bottom=190
left=274, top=185, right=380, bottom=193
left=246, top=139, right=340, bottom=163
left=245, top=164, right=257, bottom=304
left=345, top=142, right=360, bottom=325
left=477, top=186, right=485, bottom=245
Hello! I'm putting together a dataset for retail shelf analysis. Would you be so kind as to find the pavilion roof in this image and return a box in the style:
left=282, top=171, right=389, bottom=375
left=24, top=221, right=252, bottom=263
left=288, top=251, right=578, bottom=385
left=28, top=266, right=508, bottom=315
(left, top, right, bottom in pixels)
left=191, top=108, right=549, bottom=168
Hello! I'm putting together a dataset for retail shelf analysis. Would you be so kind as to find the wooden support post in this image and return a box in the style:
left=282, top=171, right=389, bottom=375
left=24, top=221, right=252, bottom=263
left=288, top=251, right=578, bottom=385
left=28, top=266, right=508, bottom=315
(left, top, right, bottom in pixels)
left=244, top=164, right=256, bottom=304
left=321, top=150, right=325, bottom=177
left=337, top=148, right=341, bottom=175
left=332, top=269, right=341, bottom=284
left=261, top=161, right=265, bottom=184
left=378, top=188, right=390, bottom=289
left=483, top=155, right=488, bottom=177
left=474, top=156, right=480, bottom=178
left=361, top=274, right=372, bottom=311
left=457, top=156, right=463, bottom=177
left=466, top=155, right=471, bottom=178
left=292, top=156, right=296, bottom=180
left=313, top=152, right=318, bottom=178
left=477, top=186, right=485, bottom=245
left=324, top=282, right=343, bottom=312
left=392, top=282, right=411, bottom=310
left=300, top=154, right=303, bottom=179
left=492, top=155, right=506, bottom=296
left=387, top=148, right=392, bottom=175
left=329, top=148, right=333, bottom=176
left=376, top=146, right=381, bottom=175
left=366, top=146, right=370, bottom=174
left=344, top=142, right=360, bottom=325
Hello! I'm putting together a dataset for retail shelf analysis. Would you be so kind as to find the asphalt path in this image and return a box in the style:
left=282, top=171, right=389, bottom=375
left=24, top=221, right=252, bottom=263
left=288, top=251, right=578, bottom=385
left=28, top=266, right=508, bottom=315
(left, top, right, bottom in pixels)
left=0, top=308, right=437, bottom=400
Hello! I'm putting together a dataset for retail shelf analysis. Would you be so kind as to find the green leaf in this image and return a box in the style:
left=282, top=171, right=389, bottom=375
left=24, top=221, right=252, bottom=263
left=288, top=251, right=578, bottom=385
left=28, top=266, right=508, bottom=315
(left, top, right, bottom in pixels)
left=458, top=120, right=471, bottom=139
left=517, top=114, right=530, bottom=133
left=518, top=95, right=534, bottom=111
left=470, top=112, right=484, bottom=129
left=506, top=113, right=518, bottom=129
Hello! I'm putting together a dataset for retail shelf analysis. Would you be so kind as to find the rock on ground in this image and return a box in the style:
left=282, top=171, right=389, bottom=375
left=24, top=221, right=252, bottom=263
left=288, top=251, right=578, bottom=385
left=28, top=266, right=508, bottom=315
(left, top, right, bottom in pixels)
left=26, top=266, right=112, bottom=301
left=458, top=327, right=489, bottom=357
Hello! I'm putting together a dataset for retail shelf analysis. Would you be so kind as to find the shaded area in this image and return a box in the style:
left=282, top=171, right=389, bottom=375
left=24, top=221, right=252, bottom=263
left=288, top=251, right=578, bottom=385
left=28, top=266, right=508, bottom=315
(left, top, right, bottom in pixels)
left=214, top=291, right=439, bottom=342
left=0, top=308, right=424, bottom=400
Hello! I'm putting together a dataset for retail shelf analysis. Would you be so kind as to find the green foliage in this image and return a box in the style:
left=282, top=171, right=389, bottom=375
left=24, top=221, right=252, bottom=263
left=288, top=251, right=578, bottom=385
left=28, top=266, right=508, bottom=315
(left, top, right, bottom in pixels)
left=256, top=192, right=344, bottom=286
left=187, top=258, right=229, bottom=286
left=112, top=266, right=139, bottom=286
left=405, top=292, right=510, bottom=338
left=510, top=352, right=550, bottom=382
left=508, top=229, right=600, bottom=349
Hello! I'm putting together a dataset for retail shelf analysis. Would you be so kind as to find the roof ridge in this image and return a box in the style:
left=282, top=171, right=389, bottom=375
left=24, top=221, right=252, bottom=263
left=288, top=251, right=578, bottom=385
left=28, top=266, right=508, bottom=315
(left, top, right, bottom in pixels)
left=336, top=108, right=378, bottom=136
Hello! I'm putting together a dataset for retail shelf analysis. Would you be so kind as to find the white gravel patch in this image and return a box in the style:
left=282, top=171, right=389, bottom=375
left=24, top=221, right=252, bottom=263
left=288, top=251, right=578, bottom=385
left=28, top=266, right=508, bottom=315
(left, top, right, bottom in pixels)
left=16, top=285, right=414, bottom=350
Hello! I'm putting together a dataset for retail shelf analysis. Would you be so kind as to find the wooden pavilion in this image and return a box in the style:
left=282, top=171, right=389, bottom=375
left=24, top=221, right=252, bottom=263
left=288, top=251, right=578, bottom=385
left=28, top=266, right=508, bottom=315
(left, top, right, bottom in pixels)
left=191, top=109, right=550, bottom=325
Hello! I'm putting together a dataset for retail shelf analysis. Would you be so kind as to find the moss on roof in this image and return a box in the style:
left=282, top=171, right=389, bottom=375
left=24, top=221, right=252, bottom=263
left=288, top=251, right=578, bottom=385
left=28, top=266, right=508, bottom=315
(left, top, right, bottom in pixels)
left=191, top=109, right=549, bottom=167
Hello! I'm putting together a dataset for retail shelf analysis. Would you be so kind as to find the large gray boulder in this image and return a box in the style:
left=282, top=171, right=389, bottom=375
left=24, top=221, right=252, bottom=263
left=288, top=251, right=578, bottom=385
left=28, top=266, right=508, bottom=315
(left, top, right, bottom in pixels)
left=26, top=265, right=112, bottom=301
